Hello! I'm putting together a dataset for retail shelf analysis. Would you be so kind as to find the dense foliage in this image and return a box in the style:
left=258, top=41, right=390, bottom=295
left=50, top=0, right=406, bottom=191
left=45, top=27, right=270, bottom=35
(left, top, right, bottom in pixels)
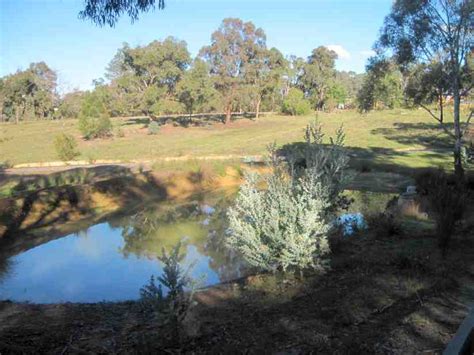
left=78, top=92, right=112, bottom=139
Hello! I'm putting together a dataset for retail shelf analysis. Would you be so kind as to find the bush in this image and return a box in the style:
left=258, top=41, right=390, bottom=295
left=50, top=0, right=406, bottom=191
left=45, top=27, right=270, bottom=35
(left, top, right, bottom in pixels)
left=148, top=121, right=161, bottom=135
left=227, top=122, right=350, bottom=273
left=366, top=212, right=402, bottom=237
left=78, top=93, right=112, bottom=139
left=53, top=133, right=79, bottom=161
left=281, top=88, right=312, bottom=116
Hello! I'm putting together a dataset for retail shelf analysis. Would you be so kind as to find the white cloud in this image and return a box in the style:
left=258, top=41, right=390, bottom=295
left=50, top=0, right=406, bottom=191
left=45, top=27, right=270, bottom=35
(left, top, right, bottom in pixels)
left=326, top=45, right=351, bottom=60
left=359, top=50, right=376, bottom=58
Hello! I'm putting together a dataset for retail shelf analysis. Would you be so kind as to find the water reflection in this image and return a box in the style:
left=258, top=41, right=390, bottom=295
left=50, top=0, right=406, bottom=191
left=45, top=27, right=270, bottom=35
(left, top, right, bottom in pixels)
left=0, top=192, right=245, bottom=303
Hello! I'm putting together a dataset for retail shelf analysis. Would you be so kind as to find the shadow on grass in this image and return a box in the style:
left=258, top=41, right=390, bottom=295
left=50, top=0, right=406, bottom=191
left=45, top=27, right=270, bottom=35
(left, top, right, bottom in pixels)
left=123, top=112, right=260, bottom=129
left=371, top=122, right=455, bottom=150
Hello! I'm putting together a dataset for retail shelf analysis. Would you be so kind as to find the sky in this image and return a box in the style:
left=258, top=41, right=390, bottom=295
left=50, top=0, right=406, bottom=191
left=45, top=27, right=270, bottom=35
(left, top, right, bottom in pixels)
left=0, top=0, right=393, bottom=94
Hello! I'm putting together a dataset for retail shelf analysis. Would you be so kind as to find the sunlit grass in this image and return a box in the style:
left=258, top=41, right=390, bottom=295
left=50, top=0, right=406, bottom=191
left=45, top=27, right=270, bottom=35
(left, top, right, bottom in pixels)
left=0, top=109, right=460, bottom=169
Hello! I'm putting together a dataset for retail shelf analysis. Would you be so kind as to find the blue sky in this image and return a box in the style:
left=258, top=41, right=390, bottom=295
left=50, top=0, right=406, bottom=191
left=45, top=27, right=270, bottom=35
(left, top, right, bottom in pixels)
left=0, top=0, right=393, bottom=93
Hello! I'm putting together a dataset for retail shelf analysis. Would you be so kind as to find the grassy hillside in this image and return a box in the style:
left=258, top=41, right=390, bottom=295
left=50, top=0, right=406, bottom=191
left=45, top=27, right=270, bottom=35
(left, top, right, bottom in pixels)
left=0, top=109, right=457, bottom=170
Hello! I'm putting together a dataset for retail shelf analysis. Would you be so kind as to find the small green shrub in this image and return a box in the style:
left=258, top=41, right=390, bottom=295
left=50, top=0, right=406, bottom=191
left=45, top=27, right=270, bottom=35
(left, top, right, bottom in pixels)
left=281, top=88, right=312, bottom=116
left=148, top=121, right=161, bottom=135
left=140, top=241, right=197, bottom=341
left=54, top=133, right=80, bottom=161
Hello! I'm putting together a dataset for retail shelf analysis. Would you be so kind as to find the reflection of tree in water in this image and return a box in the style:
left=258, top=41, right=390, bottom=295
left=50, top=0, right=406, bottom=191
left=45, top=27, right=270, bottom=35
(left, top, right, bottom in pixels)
left=112, top=196, right=245, bottom=282
left=202, top=202, right=248, bottom=282
left=0, top=254, right=13, bottom=284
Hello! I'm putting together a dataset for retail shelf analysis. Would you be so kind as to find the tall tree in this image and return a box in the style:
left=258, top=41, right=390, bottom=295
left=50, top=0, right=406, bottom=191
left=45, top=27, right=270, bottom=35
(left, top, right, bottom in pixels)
left=299, top=46, right=338, bottom=110
left=245, top=47, right=288, bottom=119
left=377, top=0, right=473, bottom=177
left=357, top=57, right=404, bottom=112
left=199, top=18, right=266, bottom=124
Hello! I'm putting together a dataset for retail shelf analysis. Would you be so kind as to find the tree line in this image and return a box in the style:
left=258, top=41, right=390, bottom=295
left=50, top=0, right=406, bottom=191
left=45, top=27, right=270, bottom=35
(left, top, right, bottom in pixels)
left=0, top=18, right=364, bottom=124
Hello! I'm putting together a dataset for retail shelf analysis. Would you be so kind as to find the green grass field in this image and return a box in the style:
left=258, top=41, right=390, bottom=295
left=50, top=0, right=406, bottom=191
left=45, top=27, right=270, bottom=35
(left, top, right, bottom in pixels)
left=0, top=109, right=460, bottom=171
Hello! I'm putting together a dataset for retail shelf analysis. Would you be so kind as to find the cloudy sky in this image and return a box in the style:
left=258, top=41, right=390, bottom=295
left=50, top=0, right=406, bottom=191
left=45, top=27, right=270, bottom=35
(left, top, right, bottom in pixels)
left=0, top=0, right=391, bottom=93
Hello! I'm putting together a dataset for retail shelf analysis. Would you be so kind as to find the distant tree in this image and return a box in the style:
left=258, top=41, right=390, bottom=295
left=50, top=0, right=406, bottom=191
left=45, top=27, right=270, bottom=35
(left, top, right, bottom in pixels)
left=376, top=0, right=474, bottom=177
left=78, top=92, right=112, bottom=139
left=245, top=47, right=289, bottom=119
left=200, top=18, right=266, bottom=124
left=58, top=91, right=86, bottom=119
left=281, top=88, right=312, bottom=116
left=357, top=57, right=404, bottom=111
left=106, top=38, right=191, bottom=116
left=176, top=59, right=218, bottom=117
left=405, top=60, right=451, bottom=123
left=335, top=71, right=365, bottom=107
left=299, top=46, right=338, bottom=110
left=0, top=62, right=58, bottom=123
left=80, top=0, right=165, bottom=27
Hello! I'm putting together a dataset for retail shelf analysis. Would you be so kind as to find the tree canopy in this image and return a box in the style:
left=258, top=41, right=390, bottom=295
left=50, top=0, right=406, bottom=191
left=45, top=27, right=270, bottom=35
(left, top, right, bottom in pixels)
left=79, top=0, right=165, bottom=27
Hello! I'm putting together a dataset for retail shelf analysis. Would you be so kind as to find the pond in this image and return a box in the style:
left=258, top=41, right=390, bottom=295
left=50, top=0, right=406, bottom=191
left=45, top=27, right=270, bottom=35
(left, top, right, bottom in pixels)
left=0, top=189, right=394, bottom=304
left=0, top=191, right=244, bottom=303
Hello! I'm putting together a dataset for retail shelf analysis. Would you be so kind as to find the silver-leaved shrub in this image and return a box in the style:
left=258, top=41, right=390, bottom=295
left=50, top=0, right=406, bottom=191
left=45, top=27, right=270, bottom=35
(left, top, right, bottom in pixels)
left=227, top=122, right=350, bottom=273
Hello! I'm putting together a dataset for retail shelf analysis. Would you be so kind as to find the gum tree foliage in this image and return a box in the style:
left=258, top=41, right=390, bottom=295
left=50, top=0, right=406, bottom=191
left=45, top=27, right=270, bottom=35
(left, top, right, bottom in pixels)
left=199, top=18, right=267, bottom=124
left=244, top=47, right=289, bottom=119
left=405, top=60, right=451, bottom=123
left=281, top=88, right=312, bottom=116
left=0, top=62, right=58, bottom=123
left=78, top=91, right=112, bottom=139
left=227, top=122, right=350, bottom=273
left=376, top=0, right=474, bottom=177
left=298, top=47, right=339, bottom=110
left=79, top=0, right=165, bottom=27
left=357, top=57, right=404, bottom=111
left=105, top=38, right=191, bottom=115
left=176, top=59, right=219, bottom=117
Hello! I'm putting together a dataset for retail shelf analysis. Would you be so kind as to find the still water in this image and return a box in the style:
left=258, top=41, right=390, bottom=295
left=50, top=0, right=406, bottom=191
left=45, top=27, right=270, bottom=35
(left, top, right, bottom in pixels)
left=0, top=192, right=244, bottom=303
left=0, top=190, right=392, bottom=304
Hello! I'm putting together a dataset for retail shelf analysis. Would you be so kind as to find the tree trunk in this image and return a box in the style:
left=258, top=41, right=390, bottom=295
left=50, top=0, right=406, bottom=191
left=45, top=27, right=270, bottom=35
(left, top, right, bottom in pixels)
left=15, top=104, right=20, bottom=124
left=453, top=82, right=464, bottom=180
left=225, top=104, right=231, bottom=125
left=438, top=88, right=444, bottom=124
left=255, top=98, right=261, bottom=120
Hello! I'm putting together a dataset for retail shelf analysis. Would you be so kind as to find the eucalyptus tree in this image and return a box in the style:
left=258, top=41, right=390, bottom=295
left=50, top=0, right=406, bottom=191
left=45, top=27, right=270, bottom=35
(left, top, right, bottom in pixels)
left=1, top=62, right=58, bottom=122
left=176, top=59, right=219, bottom=117
left=245, top=47, right=289, bottom=118
left=299, top=46, right=338, bottom=110
left=199, top=18, right=266, bottom=124
left=106, top=38, right=191, bottom=115
left=377, top=0, right=473, bottom=177
left=357, top=57, right=404, bottom=111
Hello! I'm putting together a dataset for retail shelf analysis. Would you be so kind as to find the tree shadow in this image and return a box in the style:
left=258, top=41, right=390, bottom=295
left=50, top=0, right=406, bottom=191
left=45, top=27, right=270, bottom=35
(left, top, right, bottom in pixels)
left=0, top=166, right=168, bottom=259
left=371, top=122, right=455, bottom=150
left=278, top=141, right=452, bottom=185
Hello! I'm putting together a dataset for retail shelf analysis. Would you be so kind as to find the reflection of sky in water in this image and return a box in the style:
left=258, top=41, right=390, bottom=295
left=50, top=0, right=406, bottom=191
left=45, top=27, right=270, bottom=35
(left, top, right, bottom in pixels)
left=0, top=215, right=226, bottom=303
